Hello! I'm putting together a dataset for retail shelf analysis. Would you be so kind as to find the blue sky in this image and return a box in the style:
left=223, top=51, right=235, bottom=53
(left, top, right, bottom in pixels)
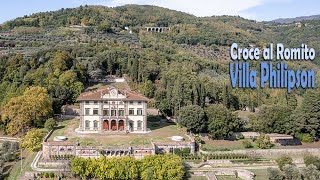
left=0, top=0, right=319, bottom=23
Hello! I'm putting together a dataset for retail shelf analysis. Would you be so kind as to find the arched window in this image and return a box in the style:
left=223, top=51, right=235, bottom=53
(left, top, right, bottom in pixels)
left=85, top=120, right=90, bottom=130
left=129, top=121, right=134, bottom=131
left=137, top=121, right=142, bottom=130
left=93, top=120, right=98, bottom=130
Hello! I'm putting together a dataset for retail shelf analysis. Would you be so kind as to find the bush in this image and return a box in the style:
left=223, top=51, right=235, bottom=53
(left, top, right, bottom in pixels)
left=296, top=133, right=313, bottom=143
left=194, top=135, right=202, bottom=144
left=283, top=164, right=302, bottom=180
left=242, top=140, right=253, bottom=148
left=304, top=154, right=320, bottom=170
left=267, top=167, right=285, bottom=180
left=21, top=129, right=45, bottom=152
left=239, top=134, right=244, bottom=139
left=276, top=155, right=293, bottom=170
left=255, top=134, right=273, bottom=149
left=44, top=118, right=57, bottom=131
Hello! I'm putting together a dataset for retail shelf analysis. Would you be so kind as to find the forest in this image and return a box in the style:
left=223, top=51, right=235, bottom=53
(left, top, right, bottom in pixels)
left=0, top=5, right=320, bottom=141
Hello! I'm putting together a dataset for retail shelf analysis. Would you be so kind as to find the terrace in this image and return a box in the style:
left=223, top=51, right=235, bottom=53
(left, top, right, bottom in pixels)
left=47, top=115, right=190, bottom=147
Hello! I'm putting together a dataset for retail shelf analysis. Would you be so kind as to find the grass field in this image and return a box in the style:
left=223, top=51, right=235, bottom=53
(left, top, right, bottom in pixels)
left=249, top=169, right=269, bottom=180
left=202, top=136, right=320, bottom=152
left=48, top=116, right=189, bottom=147
left=216, top=175, right=242, bottom=180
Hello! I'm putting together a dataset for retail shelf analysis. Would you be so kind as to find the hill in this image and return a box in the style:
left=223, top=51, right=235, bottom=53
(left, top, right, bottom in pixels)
left=272, top=14, right=320, bottom=23
left=0, top=4, right=318, bottom=123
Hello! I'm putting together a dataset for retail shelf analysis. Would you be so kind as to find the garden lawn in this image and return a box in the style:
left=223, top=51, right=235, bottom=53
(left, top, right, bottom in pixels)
left=47, top=116, right=189, bottom=147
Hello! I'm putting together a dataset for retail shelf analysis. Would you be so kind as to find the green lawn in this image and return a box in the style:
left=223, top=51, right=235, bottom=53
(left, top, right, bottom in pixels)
left=47, top=116, right=189, bottom=147
left=249, top=169, right=269, bottom=180
left=216, top=175, right=242, bottom=180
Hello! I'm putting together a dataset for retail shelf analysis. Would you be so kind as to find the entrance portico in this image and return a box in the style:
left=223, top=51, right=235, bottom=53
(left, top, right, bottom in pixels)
left=102, top=119, right=127, bottom=131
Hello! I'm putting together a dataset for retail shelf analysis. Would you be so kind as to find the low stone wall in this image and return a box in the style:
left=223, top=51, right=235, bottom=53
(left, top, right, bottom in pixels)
left=189, top=169, right=254, bottom=180
left=201, top=148, right=320, bottom=157
left=42, top=129, right=54, bottom=142
left=184, top=160, right=274, bottom=169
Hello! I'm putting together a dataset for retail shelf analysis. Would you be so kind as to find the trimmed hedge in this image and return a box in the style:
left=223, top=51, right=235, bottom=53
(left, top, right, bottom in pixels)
left=181, top=153, right=249, bottom=161
left=50, top=154, right=75, bottom=160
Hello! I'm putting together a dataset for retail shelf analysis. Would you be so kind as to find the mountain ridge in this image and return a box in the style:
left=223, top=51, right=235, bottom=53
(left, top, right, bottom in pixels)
left=272, top=14, right=320, bottom=23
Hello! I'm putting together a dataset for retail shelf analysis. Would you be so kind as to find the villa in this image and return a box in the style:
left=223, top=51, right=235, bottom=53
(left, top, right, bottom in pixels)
left=77, top=87, right=149, bottom=133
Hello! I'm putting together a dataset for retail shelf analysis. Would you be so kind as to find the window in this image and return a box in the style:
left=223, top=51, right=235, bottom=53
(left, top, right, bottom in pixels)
left=93, top=109, right=99, bottom=115
left=85, top=120, right=90, bottom=128
left=137, top=109, right=143, bottom=115
left=85, top=108, right=90, bottom=115
left=129, top=101, right=134, bottom=105
left=129, top=108, right=134, bottom=115
left=119, top=101, right=123, bottom=104
left=111, top=110, right=117, bottom=116
left=104, top=101, right=108, bottom=104
left=85, top=101, right=90, bottom=105
left=93, top=121, right=98, bottom=129
left=93, top=101, right=98, bottom=105
left=103, top=109, right=109, bottom=116
left=118, top=109, right=124, bottom=116
left=137, top=121, right=142, bottom=129
left=129, top=121, right=134, bottom=131
left=138, top=101, right=142, bottom=105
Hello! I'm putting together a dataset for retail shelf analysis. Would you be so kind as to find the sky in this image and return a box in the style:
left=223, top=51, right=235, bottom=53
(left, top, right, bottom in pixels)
left=0, top=0, right=319, bottom=23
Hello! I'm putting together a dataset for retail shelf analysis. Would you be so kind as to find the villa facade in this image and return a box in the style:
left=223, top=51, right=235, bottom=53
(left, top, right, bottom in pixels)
left=77, top=87, right=149, bottom=133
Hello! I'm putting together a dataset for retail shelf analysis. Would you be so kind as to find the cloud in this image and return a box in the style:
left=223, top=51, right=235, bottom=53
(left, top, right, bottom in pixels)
left=82, top=0, right=269, bottom=19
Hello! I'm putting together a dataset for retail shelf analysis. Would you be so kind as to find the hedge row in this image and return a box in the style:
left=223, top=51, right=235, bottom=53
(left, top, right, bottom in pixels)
left=181, top=153, right=249, bottom=160
left=49, top=154, right=75, bottom=160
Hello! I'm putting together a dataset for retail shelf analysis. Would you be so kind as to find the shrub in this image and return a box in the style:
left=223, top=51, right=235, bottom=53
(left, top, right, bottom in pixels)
left=276, top=155, right=293, bottom=170
left=44, top=118, right=57, bottom=131
left=173, top=148, right=181, bottom=156
left=296, top=133, right=313, bottom=143
left=194, top=135, right=202, bottom=144
left=304, top=154, right=320, bottom=170
left=239, top=134, right=244, bottom=139
left=255, top=134, right=273, bottom=149
left=45, top=172, right=50, bottom=178
left=49, top=172, right=55, bottom=178
left=267, top=167, right=285, bottom=180
left=21, top=129, right=45, bottom=152
left=242, top=140, right=253, bottom=148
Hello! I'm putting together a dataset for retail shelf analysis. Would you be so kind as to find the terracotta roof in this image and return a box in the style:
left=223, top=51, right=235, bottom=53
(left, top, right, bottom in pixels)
left=77, top=87, right=149, bottom=101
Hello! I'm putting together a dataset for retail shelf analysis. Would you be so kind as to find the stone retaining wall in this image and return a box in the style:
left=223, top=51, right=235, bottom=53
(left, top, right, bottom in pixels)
left=201, top=148, right=320, bottom=157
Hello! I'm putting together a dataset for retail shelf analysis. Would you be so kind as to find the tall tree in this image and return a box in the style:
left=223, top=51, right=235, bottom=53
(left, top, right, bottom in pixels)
left=300, top=90, right=320, bottom=136
left=251, top=105, right=292, bottom=134
left=206, top=104, right=240, bottom=139
left=2, top=87, right=52, bottom=135
left=178, top=105, right=206, bottom=133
